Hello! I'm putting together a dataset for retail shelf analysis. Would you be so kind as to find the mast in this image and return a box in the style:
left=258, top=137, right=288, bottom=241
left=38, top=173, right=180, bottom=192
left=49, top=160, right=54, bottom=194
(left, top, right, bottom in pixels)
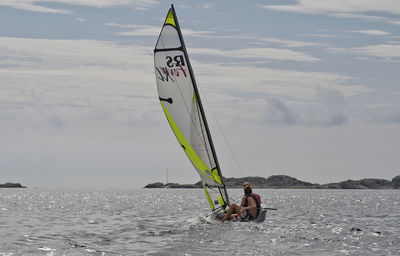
left=170, top=5, right=230, bottom=206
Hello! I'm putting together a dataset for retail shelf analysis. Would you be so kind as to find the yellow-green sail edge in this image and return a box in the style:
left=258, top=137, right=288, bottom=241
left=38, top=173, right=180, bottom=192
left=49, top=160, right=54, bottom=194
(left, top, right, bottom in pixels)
left=164, top=9, right=176, bottom=27
left=203, top=184, right=215, bottom=211
left=160, top=102, right=222, bottom=186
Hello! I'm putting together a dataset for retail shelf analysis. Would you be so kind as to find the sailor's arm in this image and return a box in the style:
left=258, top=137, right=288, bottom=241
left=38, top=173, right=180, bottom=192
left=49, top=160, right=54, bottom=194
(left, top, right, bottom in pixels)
left=240, top=196, right=246, bottom=206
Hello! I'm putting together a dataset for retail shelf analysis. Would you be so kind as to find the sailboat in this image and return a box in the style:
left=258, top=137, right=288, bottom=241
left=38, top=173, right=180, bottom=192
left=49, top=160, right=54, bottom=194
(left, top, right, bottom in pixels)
left=154, top=5, right=268, bottom=222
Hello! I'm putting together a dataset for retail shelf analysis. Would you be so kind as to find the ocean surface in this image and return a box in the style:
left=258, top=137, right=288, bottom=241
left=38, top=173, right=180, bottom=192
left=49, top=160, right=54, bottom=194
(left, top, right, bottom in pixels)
left=0, top=188, right=399, bottom=256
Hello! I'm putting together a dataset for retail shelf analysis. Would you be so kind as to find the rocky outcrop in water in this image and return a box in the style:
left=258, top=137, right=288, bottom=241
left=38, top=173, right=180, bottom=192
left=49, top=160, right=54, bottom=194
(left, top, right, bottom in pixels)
left=144, top=175, right=400, bottom=189
left=196, top=175, right=318, bottom=189
left=391, top=175, right=400, bottom=189
left=144, top=182, right=200, bottom=188
left=320, top=178, right=394, bottom=189
left=0, top=183, right=26, bottom=188
left=143, top=182, right=165, bottom=188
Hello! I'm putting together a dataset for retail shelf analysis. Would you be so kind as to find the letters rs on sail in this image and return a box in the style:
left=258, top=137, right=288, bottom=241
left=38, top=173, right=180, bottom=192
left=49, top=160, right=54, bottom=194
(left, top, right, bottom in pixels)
left=166, top=55, right=185, bottom=67
left=156, top=55, right=187, bottom=83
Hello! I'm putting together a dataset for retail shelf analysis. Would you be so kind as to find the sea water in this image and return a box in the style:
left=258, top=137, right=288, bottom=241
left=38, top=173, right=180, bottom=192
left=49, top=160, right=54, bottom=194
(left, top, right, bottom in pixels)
left=0, top=188, right=399, bottom=255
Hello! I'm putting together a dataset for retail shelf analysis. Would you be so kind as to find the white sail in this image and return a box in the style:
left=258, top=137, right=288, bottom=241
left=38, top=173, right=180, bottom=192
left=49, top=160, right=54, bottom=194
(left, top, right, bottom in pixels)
left=154, top=5, right=229, bottom=211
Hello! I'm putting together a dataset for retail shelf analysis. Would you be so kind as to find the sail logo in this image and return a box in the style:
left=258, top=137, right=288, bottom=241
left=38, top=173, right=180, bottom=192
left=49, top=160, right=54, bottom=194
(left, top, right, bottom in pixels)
left=156, top=55, right=187, bottom=82
left=166, top=55, right=185, bottom=67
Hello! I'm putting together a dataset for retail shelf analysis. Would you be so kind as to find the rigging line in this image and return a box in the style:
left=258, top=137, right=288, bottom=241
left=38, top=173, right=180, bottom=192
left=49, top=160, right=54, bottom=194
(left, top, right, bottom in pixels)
left=199, top=84, right=245, bottom=177
left=230, top=197, right=239, bottom=205
left=157, top=25, right=218, bottom=186
left=206, top=185, right=230, bottom=206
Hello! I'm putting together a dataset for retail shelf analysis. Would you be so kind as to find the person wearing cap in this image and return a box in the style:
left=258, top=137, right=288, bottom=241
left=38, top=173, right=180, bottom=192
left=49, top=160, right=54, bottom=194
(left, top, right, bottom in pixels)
left=242, top=182, right=261, bottom=206
left=221, top=182, right=261, bottom=222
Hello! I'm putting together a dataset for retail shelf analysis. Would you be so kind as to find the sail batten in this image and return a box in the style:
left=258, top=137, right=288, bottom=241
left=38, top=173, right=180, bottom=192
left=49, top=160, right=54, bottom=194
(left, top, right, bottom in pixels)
left=154, top=5, right=229, bottom=211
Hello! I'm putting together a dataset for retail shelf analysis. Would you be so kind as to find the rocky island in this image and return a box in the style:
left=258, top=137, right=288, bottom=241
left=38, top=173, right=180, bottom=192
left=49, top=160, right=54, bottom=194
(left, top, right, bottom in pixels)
left=144, top=175, right=400, bottom=189
left=0, top=183, right=26, bottom=188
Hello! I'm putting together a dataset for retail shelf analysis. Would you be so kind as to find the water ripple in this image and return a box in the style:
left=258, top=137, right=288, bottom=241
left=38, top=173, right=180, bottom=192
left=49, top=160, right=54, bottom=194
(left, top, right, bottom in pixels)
left=0, top=189, right=399, bottom=255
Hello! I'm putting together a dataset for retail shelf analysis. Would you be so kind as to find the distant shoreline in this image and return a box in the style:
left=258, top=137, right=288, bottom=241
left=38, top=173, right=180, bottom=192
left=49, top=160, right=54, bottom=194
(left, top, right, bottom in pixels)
left=0, top=183, right=26, bottom=188
left=144, top=175, right=400, bottom=189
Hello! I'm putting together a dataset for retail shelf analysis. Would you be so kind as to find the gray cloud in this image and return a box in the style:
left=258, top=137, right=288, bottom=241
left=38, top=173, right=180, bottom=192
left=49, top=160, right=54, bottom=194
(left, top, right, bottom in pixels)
left=258, top=37, right=318, bottom=48
left=48, top=116, right=66, bottom=128
left=0, top=24, right=398, bottom=188
left=303, top=88, right=349, bottom=126
left=264, top=97, right=297, bottom=125
left=348, top=30, right=391, bottom=36
left=324, top=113, right=348, bottom=126
left=365, top=105, right=400, bottom=124
left=330, top=43, right=400, bottom=61
left=261, top=89, right=349, bottom=127
left=0, top=0, right=159, bottom=14
left=191, top=47, right=320, bottom=63
left=317, top=89, right=348, bottom=126
left=263, top=0, right=400, bottom=23
left=106, top=23, right=217, bottom=38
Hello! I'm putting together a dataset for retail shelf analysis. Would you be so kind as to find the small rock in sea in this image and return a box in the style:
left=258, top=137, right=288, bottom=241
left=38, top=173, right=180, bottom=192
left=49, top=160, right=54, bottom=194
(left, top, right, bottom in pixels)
left=350, top=227, right=362, bottom=232
left=68, top=240, right=86, bottom=248
left=0, top=183, right=26, bottom=188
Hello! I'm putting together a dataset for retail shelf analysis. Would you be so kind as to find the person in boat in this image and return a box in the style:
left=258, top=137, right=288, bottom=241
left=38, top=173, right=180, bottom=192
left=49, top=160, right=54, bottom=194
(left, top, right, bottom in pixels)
left=242, top=182, right=261, bottom=206
left=221, top=183, right=260, bottom=222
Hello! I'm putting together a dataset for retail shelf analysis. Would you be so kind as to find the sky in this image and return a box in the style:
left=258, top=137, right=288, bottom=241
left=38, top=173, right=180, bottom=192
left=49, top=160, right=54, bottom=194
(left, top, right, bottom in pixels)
left=0, top=0, right=399, bottom=189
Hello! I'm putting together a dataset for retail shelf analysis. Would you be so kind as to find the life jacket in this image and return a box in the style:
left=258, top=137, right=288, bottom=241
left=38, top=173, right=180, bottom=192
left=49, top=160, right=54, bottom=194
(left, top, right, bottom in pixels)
left=252, top=193, right=261, bottom=205
left=244, top=194, right=261, bottom=217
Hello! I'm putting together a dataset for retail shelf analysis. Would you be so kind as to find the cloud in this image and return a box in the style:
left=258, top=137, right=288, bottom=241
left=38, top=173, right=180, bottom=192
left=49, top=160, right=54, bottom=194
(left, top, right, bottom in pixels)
left=301, top=33, right=337, bottom=38
left=0, top=36, right=379, bottom=134
left=0, top=36, right=371, bottom=106
left=258, top=37, right=317, bottom=48
left=349, top=30, right=391, bottom=36
left=0, top=0, right=159, bottom=14
left=106, top=23, right=216, bottom=37
left=0, top=36, right=199, bottom=188
left=106, top=23, right=161, bottom=36
left=190, top=47, right=320, bottom=62
left=332, top=13, right=397, bottom=23
left=363, top=94, right=400, bottom=124
left=259, top=88, right=400, bottom=127
left=260, top=89, right=349, bottom=127
left=355, top=44, right=400, bottom=59
left=366, top=108, right=400, bottom=124
left=0, top=37, right=153, bottom=70
left=194, top=61, right=367, bottom=98
left=329, top=43, right=400, bottom=60
left=263, top=0, right=400, bottom=23
left=177, top=4, right=213, bottom=9
left=0, top=1, right=72, bottom=14
left=0, top=37, right=157, bottom=132
left=264, top=97, right=297, bottom=125
left=313, top=88, right=348, bottom=126
left=189, top=59, right=372, bottom=128
left=1, top=35, right=398, bottom=188
left=263, top=0, right=400, bottom=15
